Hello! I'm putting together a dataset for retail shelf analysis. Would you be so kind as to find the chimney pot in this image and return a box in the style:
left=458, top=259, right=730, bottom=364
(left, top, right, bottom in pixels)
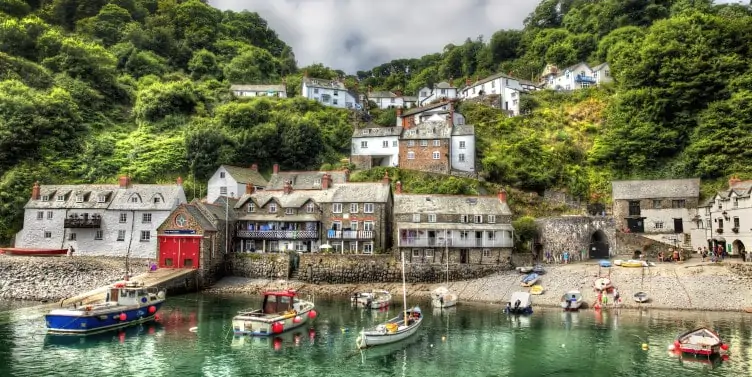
left=283, top=181, right=292, bottom=195
left=31, top=181, right=40, bottom=200
left=118, top=176, right=131, bottom=188
left=395, top=181, right=402, bottom=194
left=176, top=176, right=183, bottom=186
left=322, top=173, right=331, bottom=190
left=498, top=189, right=508, bottom=203
left=396, top=107, right=402, bottom=116
left=466, top=78, right=472, bottom=86
left=251, top=164, right=258, bottom=172
left=245, top=183, right=254, bottom=195
left=273, top=164, right=279, bottom=174
left=729, top=175, right=742, bottom=188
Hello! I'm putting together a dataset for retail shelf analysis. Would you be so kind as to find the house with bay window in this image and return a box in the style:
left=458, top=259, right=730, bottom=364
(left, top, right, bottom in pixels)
left=393, top=184, right=514, bottom=264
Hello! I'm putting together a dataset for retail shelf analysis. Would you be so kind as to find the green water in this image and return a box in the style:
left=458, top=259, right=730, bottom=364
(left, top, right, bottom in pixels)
left=1, top=294, right=751, bottom=377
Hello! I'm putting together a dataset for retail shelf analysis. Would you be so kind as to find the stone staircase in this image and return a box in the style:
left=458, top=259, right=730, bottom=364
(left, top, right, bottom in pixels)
left=289, top=269, right=300, bottom=280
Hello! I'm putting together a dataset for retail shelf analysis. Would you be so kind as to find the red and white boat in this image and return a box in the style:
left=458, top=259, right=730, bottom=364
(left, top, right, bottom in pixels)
left=671, top=327, right=729, bottom=356
left=0, top=248, right=67, bottom=256
left=232, top=289, right=317, bottom=337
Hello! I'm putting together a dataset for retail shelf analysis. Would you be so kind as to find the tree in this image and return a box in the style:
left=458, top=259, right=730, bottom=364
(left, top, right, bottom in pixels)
left=223, top=46, right=280, bottom=83
left=512, top=216, right=539, bottom=252
left=187, top=49, right=220, bottom=80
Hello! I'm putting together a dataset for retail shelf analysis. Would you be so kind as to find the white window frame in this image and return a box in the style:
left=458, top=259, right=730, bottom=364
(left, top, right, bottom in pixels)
left=140, top=230, right=151, bottom=242
left=306, top=203, right=316, bottom=213
left=47, top=211, right=53, bottom=219
left=407, top=140, right=415, bottom=147
left=432, top=151, right=440, bottom=159
left=433, top=139, right=440, bottom=146
left=363, top=203, right=374, bottom=213
left=412, top=249, right=421, bottom=257
left=483, top=249, right=492, bottom=258
left=474, top=215, right=483, bottom=224
left=363, top=221, right=374, bottom=231
left=97, top=195, right=106, bottom=203
left=488, top=215, right=496, bottom=223
left=76, top=194, right=84, bottom=203
left=41, top=195, right=49, bottom=201
left=458, top=153, right=465, bottom=162
left=285, top=208, right=295, bottom=215
left=392, top=140, right=398, bottom=147
left=142, top=213, right=152, bottom=223
left=332, top=203, right=343, bottom=213
left=460, top=215, right=468, bottom=223
left=314, top=178, right=321, bottom=187
left=428, top=214, right=436, bottom=223
left=44, top=231, right=52, bottom=238
left=363, top=242, right=374, bottom=254
left=220, top=187, right=228, bottom=195
left=268, top=203, right=277, bottom=213
left=654, top=221, right=664, bottom=229
left=247, top=203, right=255, bottom=213
left=350, top=203, right=358, bottom=213
left=56, top=195, right=65, bottom=201
left=459, top=141, right=466, bottom=149
left=37, top=211, right=43, bottom=220
left=220, top=172, right=225, bottom=178
left=119, top=213, right=127, bottom=223
left=407, top=151, right=415, bottom=160
left=95, top=230, right=103, bottom=240
left=420, top=140, right=428, bottom=147
left=361, top=141, right=368, bottom=149
left=487, top=231, right=496, bottom=240
left=350, top=221, right=359, bottom=231
left=382, top=140, right=389, bottom=148
left=117, top=230, right=126, bottom=241
left=412, top=214, right=420, bottom=222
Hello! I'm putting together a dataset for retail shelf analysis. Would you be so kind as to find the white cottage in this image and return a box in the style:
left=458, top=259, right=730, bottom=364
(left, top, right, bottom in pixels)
left=450, top=125, right=475, bottom=172
left=417, top=81, right=459, bottom=106
left=230, top=84, right=287, bottom=98
left=15, top=177, right=187, bottom=258
left=692, top=176, right=752, bottom=258
left=207, top=165, right=268, bottom=204
left=541, top=62, right=613, bottom=91
left=459, top=73, right=528, bottom=116
left=301, top=75, right=359, bottom=109
left=397, top=101, right=466, bottom=128
left=350, top=126, right=402, bottom=169
left=367, top=91, right=404, bottom=109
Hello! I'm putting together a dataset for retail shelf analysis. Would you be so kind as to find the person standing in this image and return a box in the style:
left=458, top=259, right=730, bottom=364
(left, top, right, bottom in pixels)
left=563, top=250, right=570, bottom=264
left=67, top=245, right=75, bottom=257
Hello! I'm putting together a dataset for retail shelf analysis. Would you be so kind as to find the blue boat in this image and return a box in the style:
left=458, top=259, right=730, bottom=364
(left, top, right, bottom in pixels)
left=520, top=273, right=539, bottom=287
left=45, top=281, right=166, bottom=335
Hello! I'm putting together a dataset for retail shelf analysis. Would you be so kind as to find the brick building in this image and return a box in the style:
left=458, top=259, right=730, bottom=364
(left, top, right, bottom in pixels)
left=399, top=118, right=453, bottom=174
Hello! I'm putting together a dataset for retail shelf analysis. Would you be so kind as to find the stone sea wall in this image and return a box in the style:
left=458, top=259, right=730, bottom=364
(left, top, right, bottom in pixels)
left=535, top=216, right=616, bottom=258
left=0, top=256, right=149, bottom=301
left=227, top=253, right=290, bottom=279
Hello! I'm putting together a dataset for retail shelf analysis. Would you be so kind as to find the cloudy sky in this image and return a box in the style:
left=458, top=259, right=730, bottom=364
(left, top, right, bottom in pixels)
left=210, top=0, right=748, bottom=73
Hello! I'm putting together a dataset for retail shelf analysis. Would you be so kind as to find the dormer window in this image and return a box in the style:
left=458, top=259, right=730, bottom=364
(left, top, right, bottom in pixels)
left=153, top=197, right=161, bottom=203
left=131, top=197, right=139, bottom=203
left=314, top=178, right=321, bottom=187
left=41, top=195, right=49, bottom=201
left=268, top=203, right=277, bottom=213
left=97, top=195, right=106, bottom=203
left=220, top=172, right=225, bottom=178
left=285, top=208, right=295, bottom=215
left=306, top=203, right=315, bottom=213
left=412, top=214, right=420, bottom=222
left=247, top=203, right=255, bottom=212
left=57, top=195, right=65, bottom=201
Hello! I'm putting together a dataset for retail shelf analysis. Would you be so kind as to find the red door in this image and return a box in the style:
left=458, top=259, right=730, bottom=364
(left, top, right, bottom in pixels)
left=179, top=238, right=200, bottom=269
left=158, top=236, right=177, bottom=268
left=158, top=236, right=201, bottom=269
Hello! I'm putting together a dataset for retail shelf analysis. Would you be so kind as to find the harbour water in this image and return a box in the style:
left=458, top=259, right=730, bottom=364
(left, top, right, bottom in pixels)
left=1, top=294, right=751, bottom=376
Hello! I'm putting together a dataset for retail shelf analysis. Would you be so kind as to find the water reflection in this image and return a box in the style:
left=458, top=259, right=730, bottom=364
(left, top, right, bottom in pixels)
left=43, top=323, right=164, bottom=349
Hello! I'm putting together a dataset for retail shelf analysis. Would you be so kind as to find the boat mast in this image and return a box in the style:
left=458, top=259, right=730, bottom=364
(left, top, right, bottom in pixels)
left=401, top=250, right=407, bottom=322
left=445, top=229, right=449, bottom=285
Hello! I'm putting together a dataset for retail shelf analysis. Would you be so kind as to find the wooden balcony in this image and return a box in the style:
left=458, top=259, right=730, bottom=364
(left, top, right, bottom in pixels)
left=327, top=230, right=374, bottom=240
left=236, top=230, right=318, bottom=239
left=64, top=217, right=101, bottom=228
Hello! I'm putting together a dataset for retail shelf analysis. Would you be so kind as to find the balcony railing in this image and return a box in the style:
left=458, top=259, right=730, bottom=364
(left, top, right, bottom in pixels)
left=398, top=237, right=513, bottom=248
left=327, top=230, right=374, bottom=239
left=236, top=230, right=318, bottom=239
left=575, top=74, right=596, bottom=84
left=64, top=218, right=102, bottom=228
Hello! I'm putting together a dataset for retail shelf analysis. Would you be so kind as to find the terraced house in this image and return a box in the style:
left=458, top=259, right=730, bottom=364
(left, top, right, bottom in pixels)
left=233, top=170, right=393, bottom=254
left=393, top=184, right=514, bottom=264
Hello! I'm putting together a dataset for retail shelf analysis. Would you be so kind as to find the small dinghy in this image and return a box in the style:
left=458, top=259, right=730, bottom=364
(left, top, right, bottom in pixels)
left=351, top=289, right=392, bottom=309
left=533, top=264, right=545, bottom=274
left=530, top=285, right=544, bottom=295
left=593, top=277, right=612, bottom=292
left=621, top=260, right=647, bottom=268
left=517, top=266, right=533, bottom=274
left=560, top=290, right=583, bottom=311
left=520, top=273, right=539, bottom=287
left=672, top=327, right=729, bottom=356
left=599, top=260, right=612, bottom=268
left=634, top=292, right=649, bottom=303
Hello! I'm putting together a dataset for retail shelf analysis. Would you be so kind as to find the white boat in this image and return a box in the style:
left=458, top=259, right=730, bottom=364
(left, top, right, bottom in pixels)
left=356, top=251, right=423, bottom=349
left=232, top=289, right=317, bottom=336
left=504, top=291, right=533, bottom=315
left=432, top=230, right=459, bottom=309
left=634, top=291, right=650, bottom=303
left=560, top=290, right=583, bottom=311
left=351, top=290, right=393, bottom=309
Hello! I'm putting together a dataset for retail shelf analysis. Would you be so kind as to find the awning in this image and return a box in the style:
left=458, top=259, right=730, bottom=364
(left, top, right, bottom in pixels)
left=236, top=214, right=320, bottom=222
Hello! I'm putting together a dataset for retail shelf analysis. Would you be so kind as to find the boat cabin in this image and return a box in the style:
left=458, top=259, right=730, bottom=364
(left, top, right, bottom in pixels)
left=262, top=290, right=298, bottom=314
left=107, top=281, right=158, bottom=306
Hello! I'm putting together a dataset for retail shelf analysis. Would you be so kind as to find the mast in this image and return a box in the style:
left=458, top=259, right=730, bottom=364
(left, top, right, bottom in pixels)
left=445, top=229, right=449, bottom=284
left=401, top=250, right=407, bottom=322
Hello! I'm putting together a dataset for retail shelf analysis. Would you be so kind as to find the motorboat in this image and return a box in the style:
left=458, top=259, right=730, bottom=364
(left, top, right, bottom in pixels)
left=351, top=289, right=392, bottom=309
left=516, top=266, right=533, bottom=274
left=45, top=281, right=166, bottom=334
left=504, top=292, right=533, bottom=315
left=634, top=292, right=649, bottom=303
left=2, top=248, right=68, bottom=256
left=621, top=260, right=647, bottom=268
left=560, top=290, right=583, bottom=311
left=671, top=327, right=729, bottom=356
left=431, top=286, right=458, bottom=308
left=593, top=277, right=612, bottom=292
left=521, top=273, right=539, bottom=287
left=533, top=264, right=545, bottom=274
left=232, top=289, right=317, bottom=336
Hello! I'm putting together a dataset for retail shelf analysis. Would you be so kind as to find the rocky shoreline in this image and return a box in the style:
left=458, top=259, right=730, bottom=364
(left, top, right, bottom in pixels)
left=0, top=255, right=149, bottom=302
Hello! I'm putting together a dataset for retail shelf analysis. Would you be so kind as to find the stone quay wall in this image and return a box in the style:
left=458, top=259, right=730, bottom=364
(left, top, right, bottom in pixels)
left=226, top=253, right=290, bottom=280
left=535, top=216, right=616, bottom=260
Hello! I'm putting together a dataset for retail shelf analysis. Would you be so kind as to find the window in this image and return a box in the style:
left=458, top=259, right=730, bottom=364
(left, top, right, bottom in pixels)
left=333, top=99, right=338, bottom=105
left=628, top=201, right=641, bottom=216
left=392, top=141, right=398, bottom=147
left=733, top=198, right=739, bottom=208
left=458, top=154, right=465, bottom=162
left=306, top=203, right=316, bottom=213
left=142, top=213, right=152, bottom=223
left=350, top=203, right=359, bottom=213
left=433, top=139, right=440, bottom=146
left=117, top=230, right=126, bottom=241
left=332, top=203, right=343, bottom=213
left=75, top=194, right=83, bottom=203
left=605, top=70, right=610, bottom=77
left=654, top=222, right=664, bottom=229
left=363, top=221, right=374, bottom=231
left=153, top=197, right=161, bottom=203
left=432, top=151, right=440, bottom=159
left=474, top=215, right=483, bottom=224
left=407, top=141, right=415, bottom=147
left=363, top=203, right=374, bottom=213
left=421, top=91, right=427, bottom=96
left=488, top=215, right=496, bottom=223
left=460, top=215, right=468, bottom=223
left=95, top=230, right=103, bottom=240
left=47, top=211, right=53, bottom=219
left=460, top=231, right=469, bottom=240
left=428, top=214, right=436, bottom=223
left=247, top=203, right=255, bottom=212
left=459, top=141, right=466, bottom=149
left=705, top=219, right=711, bottom=228
left=140, top=231, right=150, bottom=242
left=98, top=195, right=106, bottom=203
left=314, top=178, right=321, bottom=187
left=44, top=231, right=51, bottom=238
left=220, top=187, right=227, bottom=195
left=314, top=88, right=319, bottom=94
left=69, top=233, right=77, bottom=241
left=653, top=200, right=662, bottom=209
left=57, top=195, right=65, bottom=201
left=425, top=249, right=434, bottom=257
left=412, top=214, right=421, bottom=222
left=130, top=196, right=139, bottom=203
left=705, top=207, right=711, bottom=215
left=268, top=203, right=277, bottom=213
left=719, top=219, right=724, bottom=229
left=333, top=90, right=339, bottom=96
left=671, top=200, right=686, bottom=209
left=331, top=221, right=342, bottom=230
left=119, top=213, right=127, bottom=223
left=363, top=242, right=374, bottom=254
left=350, top=221, right=359, bottom=231
left=285, top=208, right=295, bottom=215
left=383, top=140, right=389, bottom=148
left=420, top=140, right=428, bottom=147
left=734, top=217, right=740, bottom=229
left=483, top=249, right=492, bottom=258
left=407, top=151, right=415, bottom=160
left=220, top=172, right=225, bottom=178
left=440, top=89, right=446, bottom=94
left=361, top=141, right=368, bottom=149
left=37, top=211, right=43, bottom=220
left=487, top=231, right=496, bottom=240
left=41, top=195, right=49, bottom=201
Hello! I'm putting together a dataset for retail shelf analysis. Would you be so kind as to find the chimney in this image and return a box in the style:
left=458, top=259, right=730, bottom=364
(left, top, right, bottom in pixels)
left=466, top=78, right=472, bottom=86
left=343, top=168, right=350, bottom=182
left=394, top=90, right=402, bottom=96
left=251, top=163, right=258, bottom=172
left=176, top=176, right=183, bottom=186
left=396, top=107, right=403, bottom=128
left=395, top=181, right=402, bottom=194
left=245, top=183, right=254, bottom=195
left=729, top=175, right=742, bottom=188
left=382, top=171, right=390, bottom=184
left=498, top=189, right=508, bottom=203
left=449, top=77, right=454, bottom=87
left=322, top=173, right=331, bottom=190
left=283, top=181, right=293, bottom=195
left=31, top=181, right=40, bottom=200
left=118, top=176, right=131, bottom=188
left=396, top=107, right=402, bottom=116
left=303, top=70, right=308, bottom=78
left=273, top=164, right=279, bottom=174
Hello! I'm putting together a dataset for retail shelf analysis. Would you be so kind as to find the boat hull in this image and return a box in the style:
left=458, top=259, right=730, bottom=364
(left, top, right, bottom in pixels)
left=45, top=301, right=164, bottom=334
left=232, top=307, right=314, bottom=337
left=357, top=317, right=422, bottom=348
left=351, top=292, right=392, bottom=309
left=505, top=306, right=533, bottom=315
left=634, top=292, right=649, bottom=303
left=1, top=248, right=67, bottom=256
left=431, top=297, right=457, bottom=308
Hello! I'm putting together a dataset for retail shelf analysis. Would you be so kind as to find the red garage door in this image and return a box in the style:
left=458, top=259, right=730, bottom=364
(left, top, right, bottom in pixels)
left=158, top=236, right=201, bottom=269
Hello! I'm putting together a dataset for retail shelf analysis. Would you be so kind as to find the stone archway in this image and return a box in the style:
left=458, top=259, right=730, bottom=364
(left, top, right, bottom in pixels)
left=733, top=240, right=746, bottom=260
left=589, top=230, right=610, bottom=259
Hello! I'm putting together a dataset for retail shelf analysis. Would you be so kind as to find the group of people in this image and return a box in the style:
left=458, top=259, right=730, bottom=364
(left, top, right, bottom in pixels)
left=698, top=245, right=727, bottom=263
left=542, top=249, right=588, bottom=264
left=656, top=248, right=681, bottom=262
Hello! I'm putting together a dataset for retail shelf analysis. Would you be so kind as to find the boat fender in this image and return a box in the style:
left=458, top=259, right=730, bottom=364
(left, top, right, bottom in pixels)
left=119, top=313, right=127, bottom=321
left=189, top=327, right=198, bottom=333
left=148, top=306, right=156, bottom=314
left=308, top=310, right=317, bottom=319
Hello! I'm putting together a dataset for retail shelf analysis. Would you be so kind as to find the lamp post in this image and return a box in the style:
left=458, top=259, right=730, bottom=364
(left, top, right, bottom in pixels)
left=226, top=193, right=233, bottom=254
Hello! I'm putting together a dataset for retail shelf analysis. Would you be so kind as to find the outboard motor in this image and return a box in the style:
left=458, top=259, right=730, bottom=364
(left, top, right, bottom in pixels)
left=514, top=299, right=521, bottom=310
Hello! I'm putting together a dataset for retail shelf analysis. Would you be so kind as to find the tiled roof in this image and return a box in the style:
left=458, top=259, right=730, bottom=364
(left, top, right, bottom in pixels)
left=452, top=124, right=475, bottom=136
left=31, top=184, right=118, bottom=209
left=611, top=179, right=701, bottom=200
left=466, top=72, right=516, bottom=88
left=402, top=101, right=452, bottom=116
left=235, top=182, right=391, bottom=209
left=353, top=126, right=403, bottom=137
left=591, top=63, right=609, bottom=71
left=183, top=204, right=218, bottom=231
left=109, top=185, right=186, bottom=211
left=230, top=84, right=286, bottom=92
left=221, top=165, right=268, bottom=187
left=368, top=91, right=397, bottom=98
left=266, top=170, right=349, bottom=190
left=400, top=120, right=452, bottom=139
left=434, top=82, right=455, bottom=89
left=303, top=77, right=347, bottom=90
left=27, top=183, right=186, bottom=210
left=394, top=194, right=512, bottom=216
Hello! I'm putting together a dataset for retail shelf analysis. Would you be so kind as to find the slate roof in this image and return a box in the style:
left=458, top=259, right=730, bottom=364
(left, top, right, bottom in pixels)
left=402, top=96, right=418, bottom=102
left=203, top=199, right=237, bottom=221
left=235, top=182, right=391, bottom=210
left=266, top=170, right=349, bottom=190
left=394, top=194, right=512, bottom=216
left=303, top=77, right=347, bottom=90
left=434, top=81, right=455, bottom=89
left=183, top=204, right=218, bottom=231
left=368, top=91, right=397, bottom=98
left=402, top=101, right=452, bottom=116
left=27, top=183, right=186, bottom=211
left=611, top=179, right=701, bottom=200
left=221, top=165, right=268, bottom=187
left=452, top=124, right=475, bottom=136
left=400, top=120, right=452, bottom=139
left=591, top=63, right=609, bottom=72
left=230, top=84, right=286, bottom=93
left=466, top=72, right=515, bottom=88
left=353, top=126, right=403, bottom=138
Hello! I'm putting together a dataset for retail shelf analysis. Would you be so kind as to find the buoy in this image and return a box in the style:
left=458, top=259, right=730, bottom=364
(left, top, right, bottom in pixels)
left=668, top=344, right=675, bottom=351
left=148, top=306, right=156, bottom=314
left=119, top=313, right=127, bottom=321
left=442, top=336, right=446, bottom=342
left=673, top=340, right=680, bottom=348
left=561, top=344, right=565, bottom=348
left=721, top=343, right=729, bottom=351
left=189, top=327, right=198, bottom=333
left=293, top=316, right=302, bottom=324
left=271, top=322, right=284, bottom=334
left=308, top=310, right=318, bottom=319
left=642, top=343, right=649, bottom=350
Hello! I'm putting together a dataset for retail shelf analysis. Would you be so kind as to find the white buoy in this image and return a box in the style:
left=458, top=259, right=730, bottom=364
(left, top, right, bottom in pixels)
left=667, top=344, right=675, bottom=351
left=189, top=327, right=198, bottom=333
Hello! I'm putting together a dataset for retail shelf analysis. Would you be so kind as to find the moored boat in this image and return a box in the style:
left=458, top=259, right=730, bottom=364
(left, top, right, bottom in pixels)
left=45, top=281, right=166, bottom=335
left=634, top=291, right=649, bottom=303
left=560, top=290, right=583, bottom=311
left=504, top=292, right=533, bottom=315
left=431, top=286, right=458, bottom=308
left=520, top=273, right=539, bottom=287
left=517, top=266, right=533, bottom=274
left=671, top=327, right=729, bottom=356
left=593, top=277, right=612, bottom=291
left=1, top=248, right=68, bottom=256
left=530, top=285, right=544, bottom=295
left=232, top=289, right=317, bottom=337
left=621, top=260, right=647, bottom=268
left=533, top=264, right=545, bottom=274
left=351, top=289, right=392, bottom=309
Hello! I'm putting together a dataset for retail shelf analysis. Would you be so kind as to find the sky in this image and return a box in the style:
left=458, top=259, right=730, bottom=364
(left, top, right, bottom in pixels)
left=210, top=0, right=749, bottom=74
